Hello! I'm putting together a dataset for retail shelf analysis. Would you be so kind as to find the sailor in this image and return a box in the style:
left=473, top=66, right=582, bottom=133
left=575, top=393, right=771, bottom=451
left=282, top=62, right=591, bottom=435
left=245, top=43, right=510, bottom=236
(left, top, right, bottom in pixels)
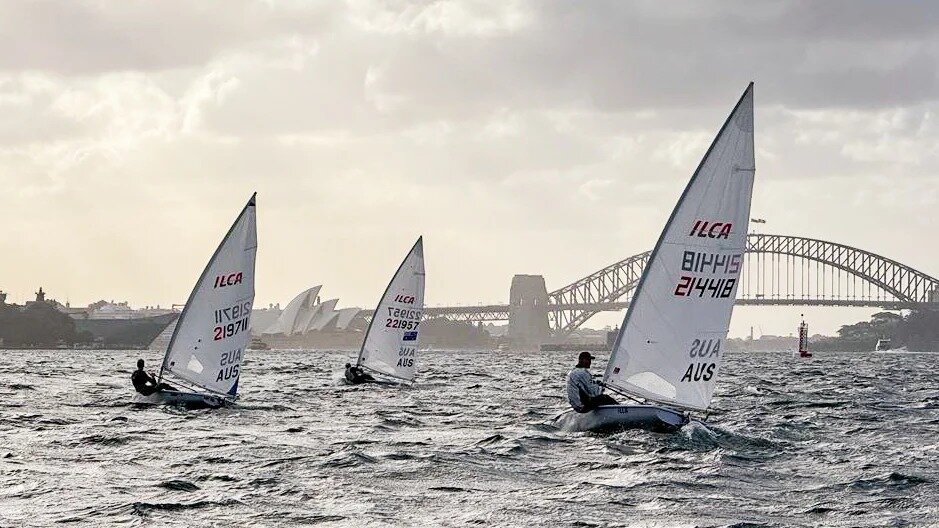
left=344, top=363, right=375, bottom=385
left=131, top=359, right=175, bottom=395
left=567, top=351, right=618, bottom=412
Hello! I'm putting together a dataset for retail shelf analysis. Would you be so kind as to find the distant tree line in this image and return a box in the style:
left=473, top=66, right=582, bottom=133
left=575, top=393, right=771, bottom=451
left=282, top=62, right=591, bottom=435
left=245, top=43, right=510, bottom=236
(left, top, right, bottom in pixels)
left=0, top=302, right=92, bottom=347
left=813, top=310, right=939, bottom=351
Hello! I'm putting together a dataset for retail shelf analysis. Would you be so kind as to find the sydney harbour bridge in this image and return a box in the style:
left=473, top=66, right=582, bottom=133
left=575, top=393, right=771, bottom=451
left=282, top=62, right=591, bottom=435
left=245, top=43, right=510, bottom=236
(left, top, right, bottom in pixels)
left=423, top=233, right=939, bottom=339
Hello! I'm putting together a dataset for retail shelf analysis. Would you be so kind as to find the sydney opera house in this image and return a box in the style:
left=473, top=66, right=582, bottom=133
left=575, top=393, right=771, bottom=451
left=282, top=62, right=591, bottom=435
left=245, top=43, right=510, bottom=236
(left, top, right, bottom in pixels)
left=252, top=286, right=368, bottom=348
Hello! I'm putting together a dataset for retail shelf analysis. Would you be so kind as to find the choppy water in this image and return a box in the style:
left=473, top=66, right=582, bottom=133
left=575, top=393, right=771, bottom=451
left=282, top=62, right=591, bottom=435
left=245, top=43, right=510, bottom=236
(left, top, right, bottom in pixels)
left=0, top=349, right=936, bottom=527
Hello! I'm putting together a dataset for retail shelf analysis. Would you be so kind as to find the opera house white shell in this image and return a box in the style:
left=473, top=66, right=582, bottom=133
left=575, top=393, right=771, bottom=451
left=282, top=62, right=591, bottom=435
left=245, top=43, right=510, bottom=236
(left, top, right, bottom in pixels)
left=258, top=286, right=363, bottom=336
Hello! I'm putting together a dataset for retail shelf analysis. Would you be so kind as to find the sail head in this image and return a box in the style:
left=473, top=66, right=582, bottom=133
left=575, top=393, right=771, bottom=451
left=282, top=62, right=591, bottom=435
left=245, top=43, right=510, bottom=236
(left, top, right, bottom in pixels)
left=604, top=84, right=755, bottom=411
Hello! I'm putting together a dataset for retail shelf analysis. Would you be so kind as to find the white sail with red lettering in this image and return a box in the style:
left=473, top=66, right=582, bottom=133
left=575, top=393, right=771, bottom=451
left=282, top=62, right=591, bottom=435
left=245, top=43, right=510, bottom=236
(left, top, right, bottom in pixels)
left=160, top=194, right=257, bottom=397
left=357, top=237, right=425, bottom=382
left=604, top=84, right=755, bottom=411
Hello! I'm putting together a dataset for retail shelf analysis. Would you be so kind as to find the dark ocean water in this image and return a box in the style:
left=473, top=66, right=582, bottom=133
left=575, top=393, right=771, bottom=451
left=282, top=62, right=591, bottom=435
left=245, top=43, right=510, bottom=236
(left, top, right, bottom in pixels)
left=0, top=348, right=936, bottom=527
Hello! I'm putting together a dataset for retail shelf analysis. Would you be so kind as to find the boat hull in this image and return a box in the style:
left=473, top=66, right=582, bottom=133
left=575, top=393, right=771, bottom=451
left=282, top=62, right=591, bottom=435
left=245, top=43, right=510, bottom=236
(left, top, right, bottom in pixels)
left=131, top=390, right=228, bottom=409
left=556, top=404, right=689, bottom=434
left=342, top=376, right=403, bottom=387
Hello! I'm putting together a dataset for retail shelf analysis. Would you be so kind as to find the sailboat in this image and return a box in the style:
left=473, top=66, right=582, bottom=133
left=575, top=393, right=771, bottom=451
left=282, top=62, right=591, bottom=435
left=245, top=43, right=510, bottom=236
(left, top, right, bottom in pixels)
left=557, top=83, right=755, bottom=433
left=348, top=237, right=425, bottom=384
left=133, top=193, right=258, bottom=407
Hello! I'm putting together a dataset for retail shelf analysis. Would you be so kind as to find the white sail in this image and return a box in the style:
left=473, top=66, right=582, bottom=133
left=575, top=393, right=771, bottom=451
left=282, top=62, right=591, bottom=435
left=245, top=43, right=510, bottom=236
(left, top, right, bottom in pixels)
left=357, top=237, right=425, bottom=382
left=604, top=84, right=755, bottom=411
left=160, top=194, right=258, bottom=397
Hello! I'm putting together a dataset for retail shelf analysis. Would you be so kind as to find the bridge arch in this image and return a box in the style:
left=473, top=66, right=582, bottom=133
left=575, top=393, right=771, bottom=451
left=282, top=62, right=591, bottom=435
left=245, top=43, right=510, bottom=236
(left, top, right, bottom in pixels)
left=742, top=234, right=938, bottom=304
left=547, top=233, right=939, bottom=336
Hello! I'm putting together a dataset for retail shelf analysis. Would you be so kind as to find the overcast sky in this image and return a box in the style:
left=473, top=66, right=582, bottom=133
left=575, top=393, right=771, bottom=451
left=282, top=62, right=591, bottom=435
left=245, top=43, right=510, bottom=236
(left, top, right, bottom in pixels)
left=3, top=0, right=938, bottom=337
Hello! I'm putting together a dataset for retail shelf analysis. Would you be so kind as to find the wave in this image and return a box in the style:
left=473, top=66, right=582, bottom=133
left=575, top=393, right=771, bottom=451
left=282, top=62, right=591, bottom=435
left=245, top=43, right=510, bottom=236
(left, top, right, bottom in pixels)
left=297, top=515, right=347, bottom=523
left=375, top=412, right=424, bottom=428
left=156, top=479, right=199, bottom=492
left=848, top=472, right=931, bottom=491
left=75, top=434, right=134, bottom=446
left=130, top=498, right=243, bottom=516
left=428, top=486, right=474, bottom=492
left=321, top=451, right=377, bottom=468
left=475, top=434, right=505, bottom=446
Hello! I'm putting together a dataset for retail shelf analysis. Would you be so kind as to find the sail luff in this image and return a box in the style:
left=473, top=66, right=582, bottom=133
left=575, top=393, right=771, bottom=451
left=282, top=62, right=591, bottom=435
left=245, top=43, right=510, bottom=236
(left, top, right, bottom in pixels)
left=603, top=84, right=754, bottom=410
left=159, top=192, right=257, bottom=393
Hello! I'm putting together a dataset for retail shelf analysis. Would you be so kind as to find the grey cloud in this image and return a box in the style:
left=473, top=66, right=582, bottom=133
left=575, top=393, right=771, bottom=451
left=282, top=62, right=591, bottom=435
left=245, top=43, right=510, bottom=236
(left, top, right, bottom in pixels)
left=3, top=0, right=938, bottom=111
left=0, top=0, right=340, bottom=74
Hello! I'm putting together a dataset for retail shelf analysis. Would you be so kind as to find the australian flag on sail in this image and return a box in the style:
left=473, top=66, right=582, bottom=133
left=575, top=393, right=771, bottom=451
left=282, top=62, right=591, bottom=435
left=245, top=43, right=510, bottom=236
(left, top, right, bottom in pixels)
left=403, top=331, right=418, bottom=341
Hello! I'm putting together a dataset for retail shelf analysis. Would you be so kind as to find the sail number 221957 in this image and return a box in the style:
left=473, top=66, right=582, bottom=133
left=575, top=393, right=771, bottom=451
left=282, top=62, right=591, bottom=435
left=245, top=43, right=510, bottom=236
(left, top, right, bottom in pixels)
left=386, top=307, right=422, bottom=330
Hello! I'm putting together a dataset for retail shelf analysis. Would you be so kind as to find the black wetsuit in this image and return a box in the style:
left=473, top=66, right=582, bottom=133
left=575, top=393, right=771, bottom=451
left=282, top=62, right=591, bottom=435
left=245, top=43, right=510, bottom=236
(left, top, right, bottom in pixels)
left=131, top=370, right=175, bottom=396
left=345, top=366, right=375, bottom=385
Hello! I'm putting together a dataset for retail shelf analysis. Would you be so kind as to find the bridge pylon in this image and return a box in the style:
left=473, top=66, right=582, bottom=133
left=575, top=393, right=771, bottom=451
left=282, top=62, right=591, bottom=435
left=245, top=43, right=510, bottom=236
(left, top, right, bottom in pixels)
left=507, top=275, right=550, bottom=348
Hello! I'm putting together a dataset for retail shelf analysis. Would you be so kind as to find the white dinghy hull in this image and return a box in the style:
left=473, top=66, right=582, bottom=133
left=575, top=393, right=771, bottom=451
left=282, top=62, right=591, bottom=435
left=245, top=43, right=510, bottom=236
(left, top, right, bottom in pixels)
left=341, top=376, right=402, bottom=387
left=556, top=405, right=688, bottom=434
left=131, top=390, right=228, bottom=409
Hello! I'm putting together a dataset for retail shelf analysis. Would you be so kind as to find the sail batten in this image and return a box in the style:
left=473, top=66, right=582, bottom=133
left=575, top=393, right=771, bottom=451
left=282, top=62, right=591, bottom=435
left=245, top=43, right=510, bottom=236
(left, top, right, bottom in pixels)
left=160, top=194, right=258, bottom=397
left=357, top=237, right=425, bottom=382
left=604, top=84, right=755, bottom=411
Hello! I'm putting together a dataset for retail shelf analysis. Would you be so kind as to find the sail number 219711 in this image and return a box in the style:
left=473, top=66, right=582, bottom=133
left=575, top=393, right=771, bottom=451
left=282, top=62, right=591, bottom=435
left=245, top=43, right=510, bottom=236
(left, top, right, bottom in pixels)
left=214, top=317, right=249, bottom=341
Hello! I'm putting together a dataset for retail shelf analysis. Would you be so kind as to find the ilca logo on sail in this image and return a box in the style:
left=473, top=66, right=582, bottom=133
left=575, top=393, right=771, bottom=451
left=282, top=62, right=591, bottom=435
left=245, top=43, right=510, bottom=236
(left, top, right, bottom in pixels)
left=214, top=272, right=244, bottom=288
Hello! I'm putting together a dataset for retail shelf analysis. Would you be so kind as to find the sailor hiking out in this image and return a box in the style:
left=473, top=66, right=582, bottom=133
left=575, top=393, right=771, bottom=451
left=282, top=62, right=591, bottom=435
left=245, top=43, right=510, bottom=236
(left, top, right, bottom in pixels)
left=566, top=352, right=618, bottom=413
left=344, top=363, right=376, bottom=385
left=131, top=359, right=175, bottom=396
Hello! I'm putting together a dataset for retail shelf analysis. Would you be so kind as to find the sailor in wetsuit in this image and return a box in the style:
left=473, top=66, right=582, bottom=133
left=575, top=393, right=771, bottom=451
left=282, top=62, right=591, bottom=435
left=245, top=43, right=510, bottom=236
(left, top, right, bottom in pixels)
left=131, top=359, right=175, bottom=396
left=344, top=363, right=375, bottom=385
left=567, top=351, right=618, bottom=413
